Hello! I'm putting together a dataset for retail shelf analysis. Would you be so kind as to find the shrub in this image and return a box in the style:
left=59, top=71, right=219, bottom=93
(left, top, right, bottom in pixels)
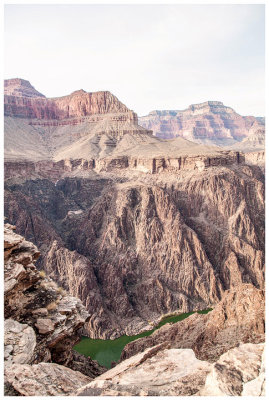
left=39, top=270, right=47, bottom=278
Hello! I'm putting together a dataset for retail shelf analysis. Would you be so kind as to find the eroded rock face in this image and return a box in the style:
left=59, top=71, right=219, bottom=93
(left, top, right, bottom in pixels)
left=74, top=342, right=265, bottom=396
left=4, top=319, right=36, bottom=366
left=120, top=284, right=265, bottom=362
left=139, top=101, right=265, bottom=150
left=5, top=162, right=265, bottom=339
left=4, top=78, right=130, bottom=119
left=3, top=223, right=105, bottom=377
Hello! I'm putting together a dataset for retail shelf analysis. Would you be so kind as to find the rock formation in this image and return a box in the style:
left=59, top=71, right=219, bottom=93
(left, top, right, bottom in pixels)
left=120, top=283, right=265, bottom=362
left=74, top=342, right=265, bottom=396
left=4, top=79, right=265, bottom=341
left=3, top=78, right=265, bottom=396
left=139, top=101, right=265, bottom=151
left=4, top=78, right=46, bottom=98
left=5, top=161, right=265, bottom=339
left=4, top=223, right=106, bottom=395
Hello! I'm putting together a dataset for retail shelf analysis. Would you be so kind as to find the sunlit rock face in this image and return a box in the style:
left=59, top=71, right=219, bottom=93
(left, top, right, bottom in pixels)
left=73, top=342, right=265, bottom=396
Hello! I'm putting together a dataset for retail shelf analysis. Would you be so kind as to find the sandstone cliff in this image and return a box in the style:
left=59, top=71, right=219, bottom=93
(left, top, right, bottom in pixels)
left=4, top=78, right=46, bottom=98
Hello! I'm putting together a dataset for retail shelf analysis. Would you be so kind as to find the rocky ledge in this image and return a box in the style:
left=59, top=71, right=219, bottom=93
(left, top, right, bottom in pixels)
left=74, top=342, right=265, bottom=396
left=4, top=223, right=106, bottom=395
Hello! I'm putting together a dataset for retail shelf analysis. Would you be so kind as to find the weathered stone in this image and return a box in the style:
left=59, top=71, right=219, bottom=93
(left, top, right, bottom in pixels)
left=75, top=345, right=211, bottom=396
left=3, top=224, right=104, bottom=379
left=4, top=319, right=36, bottom=365
left=32, top=308, right=49, bottom=317
left=35, top=318, right=55, bottom=334
left=4, top=362, right=91, bottom=396
left=199, top=343, right=265, bottom=396
left=75, top=343, right=265, bottom=396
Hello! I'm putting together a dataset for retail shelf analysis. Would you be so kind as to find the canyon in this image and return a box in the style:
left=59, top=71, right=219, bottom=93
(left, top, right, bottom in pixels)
left=4, top=225, right=265, bottom=396
left=4, top=78, right=265, bottom=395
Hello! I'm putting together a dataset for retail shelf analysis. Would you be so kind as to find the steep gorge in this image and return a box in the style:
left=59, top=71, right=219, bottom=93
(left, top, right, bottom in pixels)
left=5, top=163, right=264, bottom=339
left=4, top=78, right=265, bottom=341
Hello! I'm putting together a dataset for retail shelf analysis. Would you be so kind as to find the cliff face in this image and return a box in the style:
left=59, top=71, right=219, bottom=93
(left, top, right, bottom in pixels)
left=139, top=101, right=265, bottom=150
left=5, top=162, right=265, bottom=339
left=4, top=223, right=106, bottom=395
left=4, top=78, right=131, bottom=120
left=4, top=78, right=152, bottom=162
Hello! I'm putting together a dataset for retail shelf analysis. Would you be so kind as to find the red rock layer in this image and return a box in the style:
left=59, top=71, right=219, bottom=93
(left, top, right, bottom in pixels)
left=4, top=79, right=132, bottom=120
left=139, top=101, right=264, bottom=143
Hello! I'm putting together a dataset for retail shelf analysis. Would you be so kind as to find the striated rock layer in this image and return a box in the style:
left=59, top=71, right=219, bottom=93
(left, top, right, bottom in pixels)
left=139, top=101, right=265, bottom=151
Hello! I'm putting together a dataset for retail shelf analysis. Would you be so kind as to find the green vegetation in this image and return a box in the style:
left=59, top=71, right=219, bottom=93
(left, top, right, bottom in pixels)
left=74, top=308, right=212, bottom=369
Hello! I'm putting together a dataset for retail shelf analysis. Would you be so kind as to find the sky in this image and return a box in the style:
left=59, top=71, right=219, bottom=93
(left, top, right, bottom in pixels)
left=4, top=3, right=265, bottom=117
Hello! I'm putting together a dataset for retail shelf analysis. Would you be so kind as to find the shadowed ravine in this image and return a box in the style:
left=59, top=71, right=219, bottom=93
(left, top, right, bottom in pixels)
left=74, top=309, right=212, bottom=368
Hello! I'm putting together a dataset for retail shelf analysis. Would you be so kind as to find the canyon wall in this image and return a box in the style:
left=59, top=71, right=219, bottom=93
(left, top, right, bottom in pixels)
left=5, top=162, right=265, bottom=339
left=139, top=101, right=265, bottom=150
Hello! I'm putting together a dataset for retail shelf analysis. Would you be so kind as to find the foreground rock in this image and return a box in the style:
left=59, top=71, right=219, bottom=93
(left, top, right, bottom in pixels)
left=4, top=223, right=106, bottom=395
left=4, top=319, right=36, bottom=366
left=120, top=283, right=265, bottom=362
left=5, top=362, right=91, bottom=396
left=200, top=343, right=265, bottom=396
left=75, top=342, right=265, bottom=396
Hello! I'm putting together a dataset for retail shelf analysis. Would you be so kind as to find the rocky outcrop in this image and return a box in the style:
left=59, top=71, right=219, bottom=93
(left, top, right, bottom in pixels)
left=5, top=320, right=37, bottom=366
left=5, top=362, right=91, bottom=396
left=4, top=151, right=245, bottom=182
left=4, top=223, right=106, bottom=394
left=120, top=284, right=265, bottom=362
left=199, top=343, right=265, bottom=396
left=74, top=342, right=265, bottom=396
left=139, top=101, right=265, bottom=150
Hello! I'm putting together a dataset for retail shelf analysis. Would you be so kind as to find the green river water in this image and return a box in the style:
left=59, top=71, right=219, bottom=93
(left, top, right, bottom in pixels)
left=74, top=309, right=212, bottom=369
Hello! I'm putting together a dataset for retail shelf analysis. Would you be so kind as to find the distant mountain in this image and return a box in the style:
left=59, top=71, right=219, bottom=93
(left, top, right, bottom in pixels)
left=139, top=101, right=265, bottom=151
left=4, top=78, right=46, bottom=98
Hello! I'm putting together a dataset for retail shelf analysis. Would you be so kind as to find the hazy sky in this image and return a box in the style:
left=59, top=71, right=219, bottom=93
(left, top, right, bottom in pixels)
left=4, top=4, right=265, bottom=116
